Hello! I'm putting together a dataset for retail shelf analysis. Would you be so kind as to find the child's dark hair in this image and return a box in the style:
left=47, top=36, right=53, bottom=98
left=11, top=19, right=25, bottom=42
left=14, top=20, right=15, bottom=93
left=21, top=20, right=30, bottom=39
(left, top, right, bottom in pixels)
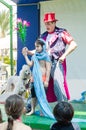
left=53, top=101, right=74, bottom=124
left=35, top=38, right=45, bottom=47
left=5, top=94, right=24, bottom=130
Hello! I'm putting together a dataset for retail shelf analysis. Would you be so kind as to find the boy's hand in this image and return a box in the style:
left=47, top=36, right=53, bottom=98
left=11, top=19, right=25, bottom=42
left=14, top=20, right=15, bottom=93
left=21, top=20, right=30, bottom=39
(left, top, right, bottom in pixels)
left=22, top=47, right=28, bottom=54
left=22, top=47, right=28, bottom=56
left=44, top=81, right=48, bottom=88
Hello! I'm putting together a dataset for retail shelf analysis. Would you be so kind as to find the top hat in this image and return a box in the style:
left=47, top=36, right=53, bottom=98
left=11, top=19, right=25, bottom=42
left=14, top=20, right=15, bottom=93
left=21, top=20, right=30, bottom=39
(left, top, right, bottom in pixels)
left=43, top=13, right=58, bottom=22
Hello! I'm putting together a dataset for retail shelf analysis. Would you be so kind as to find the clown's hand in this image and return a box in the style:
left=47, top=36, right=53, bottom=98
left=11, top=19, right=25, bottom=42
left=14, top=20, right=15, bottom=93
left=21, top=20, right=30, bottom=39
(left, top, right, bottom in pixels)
left=59, top=54, right=66, bottom=63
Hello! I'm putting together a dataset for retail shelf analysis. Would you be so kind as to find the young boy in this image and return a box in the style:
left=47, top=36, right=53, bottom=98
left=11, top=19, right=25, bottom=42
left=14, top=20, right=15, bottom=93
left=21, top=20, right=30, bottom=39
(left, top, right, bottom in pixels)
left=22, top=38, right=54, bottom=119
left=50, top=101, right=81, bottom=130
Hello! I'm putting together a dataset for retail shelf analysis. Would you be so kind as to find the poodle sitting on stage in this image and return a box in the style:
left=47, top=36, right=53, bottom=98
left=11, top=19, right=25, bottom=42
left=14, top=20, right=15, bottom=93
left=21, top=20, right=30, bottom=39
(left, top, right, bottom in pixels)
left=5, top=64, right=31, bottom=95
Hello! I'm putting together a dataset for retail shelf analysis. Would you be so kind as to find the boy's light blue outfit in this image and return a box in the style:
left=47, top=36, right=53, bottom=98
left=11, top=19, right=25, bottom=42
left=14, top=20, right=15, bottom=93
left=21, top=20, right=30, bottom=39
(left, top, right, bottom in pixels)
left=31, top=39, right=54, bottom=119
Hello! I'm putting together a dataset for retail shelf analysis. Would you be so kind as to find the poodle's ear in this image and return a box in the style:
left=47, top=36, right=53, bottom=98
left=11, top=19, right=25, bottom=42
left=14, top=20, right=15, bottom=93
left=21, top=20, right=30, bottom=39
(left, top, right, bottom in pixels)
left=22, top=64, right=26, bottom=70
left=22, top=64, right=29, bottom=70
left=19, top=65, right=26, bottom=76
left=22, top=64, right=31, bottom=70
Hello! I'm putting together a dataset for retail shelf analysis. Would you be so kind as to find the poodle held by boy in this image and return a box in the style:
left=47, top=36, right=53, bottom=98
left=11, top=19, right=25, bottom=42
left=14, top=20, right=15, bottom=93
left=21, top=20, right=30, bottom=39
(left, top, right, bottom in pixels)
left=5, top=64, right=31, bottom=95
left=0, top=64, right=31, bottom=104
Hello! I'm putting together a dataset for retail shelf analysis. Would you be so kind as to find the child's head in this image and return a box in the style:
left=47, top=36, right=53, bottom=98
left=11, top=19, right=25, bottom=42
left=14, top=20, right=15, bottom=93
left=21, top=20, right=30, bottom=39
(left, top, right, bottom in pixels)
left=35, top=38, right=45, bottom=53
left=53, top=101, right=74, bottom=124
left=5, top=95, right=24, bottom=130
left=5, top=94, right=24, bottom=120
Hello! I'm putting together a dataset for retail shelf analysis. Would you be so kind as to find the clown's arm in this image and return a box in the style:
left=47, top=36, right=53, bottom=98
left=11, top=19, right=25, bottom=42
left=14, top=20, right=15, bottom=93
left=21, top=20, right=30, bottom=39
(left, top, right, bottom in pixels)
left=59, top=41, right=77, bottom=63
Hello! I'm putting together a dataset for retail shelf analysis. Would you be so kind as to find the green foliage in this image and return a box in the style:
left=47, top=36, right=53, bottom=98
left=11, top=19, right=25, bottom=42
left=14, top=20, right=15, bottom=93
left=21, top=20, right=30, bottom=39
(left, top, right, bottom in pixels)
left=0, top=10, right=10, bottom=37
left=0, top=56, right=2, bottom=60
left=0, top=56, right=16, bottom=65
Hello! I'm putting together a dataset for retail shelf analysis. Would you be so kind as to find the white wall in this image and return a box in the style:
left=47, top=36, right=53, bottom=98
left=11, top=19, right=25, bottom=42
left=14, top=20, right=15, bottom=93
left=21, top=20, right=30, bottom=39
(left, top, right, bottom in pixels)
left=40, top=0, right=86, bottom=100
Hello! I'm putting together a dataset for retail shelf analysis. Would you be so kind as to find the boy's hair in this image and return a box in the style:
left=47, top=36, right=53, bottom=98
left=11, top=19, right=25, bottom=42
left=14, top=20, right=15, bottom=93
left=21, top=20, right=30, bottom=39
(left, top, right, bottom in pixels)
left=53, top=101, right=74, bottom=124
left=35, top=38, right=45, bottom=47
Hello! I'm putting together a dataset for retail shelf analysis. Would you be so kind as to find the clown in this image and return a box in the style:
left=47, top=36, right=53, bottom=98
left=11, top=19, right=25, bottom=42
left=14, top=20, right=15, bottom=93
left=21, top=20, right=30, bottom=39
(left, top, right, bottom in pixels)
left=22, top=12, right=77, bottom=113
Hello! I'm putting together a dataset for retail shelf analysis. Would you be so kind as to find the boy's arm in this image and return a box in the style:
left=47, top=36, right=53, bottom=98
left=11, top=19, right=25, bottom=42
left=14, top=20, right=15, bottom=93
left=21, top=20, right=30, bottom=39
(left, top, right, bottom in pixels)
left=28, top=50, right=35, bottom=55
left=22, top=49, right=33, bottom=67
left=22, top=47, right=35, bottom=55
left=44, top=61, right=51, bottom=87
left=24, top=55, right=33, bottom=67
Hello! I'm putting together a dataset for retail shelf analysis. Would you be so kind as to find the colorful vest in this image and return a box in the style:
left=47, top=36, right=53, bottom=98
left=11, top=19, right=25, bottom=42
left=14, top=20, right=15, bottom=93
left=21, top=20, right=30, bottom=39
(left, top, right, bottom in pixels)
left=40, top=27, right=67, bottom=60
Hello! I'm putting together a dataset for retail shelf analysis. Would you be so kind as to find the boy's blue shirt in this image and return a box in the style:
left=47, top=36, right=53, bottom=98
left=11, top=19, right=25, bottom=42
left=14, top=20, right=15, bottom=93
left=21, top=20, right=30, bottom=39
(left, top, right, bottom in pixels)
left=31, top=40, right=54, bottom=119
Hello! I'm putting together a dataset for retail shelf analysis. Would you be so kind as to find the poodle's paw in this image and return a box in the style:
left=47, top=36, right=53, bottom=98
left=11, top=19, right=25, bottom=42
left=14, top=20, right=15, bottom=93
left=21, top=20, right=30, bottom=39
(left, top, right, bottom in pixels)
left=26, top=110, right=34, bottom=116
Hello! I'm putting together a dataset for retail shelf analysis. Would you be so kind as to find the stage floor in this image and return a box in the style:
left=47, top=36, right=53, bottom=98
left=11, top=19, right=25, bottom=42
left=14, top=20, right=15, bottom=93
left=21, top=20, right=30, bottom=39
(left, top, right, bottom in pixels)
left=0, top=103, right=86, bottom=130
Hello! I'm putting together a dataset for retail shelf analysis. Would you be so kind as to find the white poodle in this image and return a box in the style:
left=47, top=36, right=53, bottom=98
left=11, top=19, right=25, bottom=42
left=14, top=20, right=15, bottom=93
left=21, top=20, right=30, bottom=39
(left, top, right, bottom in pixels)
left=5, top=64, right=31, bottom=95
left=0, top=64, right=31, bottom=103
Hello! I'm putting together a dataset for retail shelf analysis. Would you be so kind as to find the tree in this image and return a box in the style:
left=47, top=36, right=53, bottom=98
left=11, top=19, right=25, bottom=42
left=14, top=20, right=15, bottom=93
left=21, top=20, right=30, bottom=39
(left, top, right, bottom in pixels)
left=0, top=10, right=10, bottom=38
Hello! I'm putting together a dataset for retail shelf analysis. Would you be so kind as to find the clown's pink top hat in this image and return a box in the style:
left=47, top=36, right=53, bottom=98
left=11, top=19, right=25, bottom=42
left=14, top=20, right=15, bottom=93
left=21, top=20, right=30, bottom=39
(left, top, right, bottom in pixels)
left=43, top=13, right=58, bottom=22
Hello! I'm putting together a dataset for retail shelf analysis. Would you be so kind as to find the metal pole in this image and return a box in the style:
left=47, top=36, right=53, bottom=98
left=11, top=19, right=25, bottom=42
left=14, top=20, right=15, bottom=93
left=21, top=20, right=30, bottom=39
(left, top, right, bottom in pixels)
left=10, top=6, right=13, bottom=75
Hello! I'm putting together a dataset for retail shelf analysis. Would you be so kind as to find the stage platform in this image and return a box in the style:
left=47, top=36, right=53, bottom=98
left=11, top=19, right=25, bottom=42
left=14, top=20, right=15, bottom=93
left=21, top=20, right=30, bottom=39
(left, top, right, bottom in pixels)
left=0, top=103, right=86, bottom=130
